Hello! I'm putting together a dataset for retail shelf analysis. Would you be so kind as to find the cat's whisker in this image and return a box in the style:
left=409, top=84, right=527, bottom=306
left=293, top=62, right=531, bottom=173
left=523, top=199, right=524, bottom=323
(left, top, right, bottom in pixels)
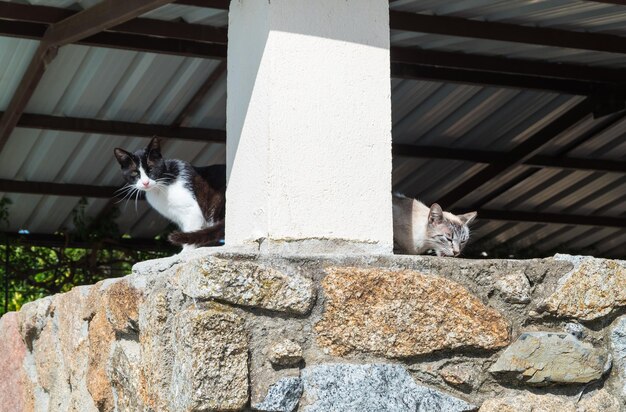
left=134, top=188, right=142, bottom=213
left=115, top=185, right=134, bottom=194
left=114, top=186, right=138, bottom=205
left=114, top=188, right=135, bottom=199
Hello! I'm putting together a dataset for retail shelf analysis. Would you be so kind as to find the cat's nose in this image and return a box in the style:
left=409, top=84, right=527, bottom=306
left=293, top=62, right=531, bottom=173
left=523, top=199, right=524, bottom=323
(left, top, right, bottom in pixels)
left=142, top=180, right=149, bottom=187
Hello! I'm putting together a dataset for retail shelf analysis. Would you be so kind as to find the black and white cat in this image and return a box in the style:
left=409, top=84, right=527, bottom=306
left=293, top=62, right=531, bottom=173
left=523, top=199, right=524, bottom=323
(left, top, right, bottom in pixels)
left=113, top=137, right=225, bottom=250
left=392, top=193, right=477, bottom=257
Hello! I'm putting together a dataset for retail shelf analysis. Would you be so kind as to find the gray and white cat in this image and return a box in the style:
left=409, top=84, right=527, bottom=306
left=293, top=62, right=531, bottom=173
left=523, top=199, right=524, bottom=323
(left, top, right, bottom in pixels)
left=392, top=194, right=477, bottom=257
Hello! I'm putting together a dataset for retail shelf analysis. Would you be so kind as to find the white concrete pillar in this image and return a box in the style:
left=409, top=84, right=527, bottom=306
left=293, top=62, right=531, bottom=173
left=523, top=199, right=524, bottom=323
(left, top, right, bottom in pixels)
left=226, top=0, right=393, bottom=254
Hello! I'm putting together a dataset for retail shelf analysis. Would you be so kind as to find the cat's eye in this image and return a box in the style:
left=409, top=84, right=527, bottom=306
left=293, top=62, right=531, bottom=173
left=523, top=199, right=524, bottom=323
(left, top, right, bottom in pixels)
left=130, top=171, right=138, bottom=177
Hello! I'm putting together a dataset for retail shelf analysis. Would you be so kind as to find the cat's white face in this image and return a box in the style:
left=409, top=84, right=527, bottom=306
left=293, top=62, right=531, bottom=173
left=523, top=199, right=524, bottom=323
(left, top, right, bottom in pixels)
left=114, top=137, right=171, bottom=194
left=134, top=165, right=158, bottom=192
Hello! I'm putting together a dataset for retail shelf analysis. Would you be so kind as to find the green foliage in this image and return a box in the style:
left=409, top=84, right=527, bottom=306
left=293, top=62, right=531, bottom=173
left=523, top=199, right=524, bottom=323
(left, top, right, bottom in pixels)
left=0, top=198, right=171, bottom=315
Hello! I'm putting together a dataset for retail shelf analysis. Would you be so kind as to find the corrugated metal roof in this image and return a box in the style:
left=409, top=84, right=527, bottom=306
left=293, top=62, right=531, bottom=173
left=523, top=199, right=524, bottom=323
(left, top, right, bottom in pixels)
left=390, top=0, right=626, bottom=69
left=391, top=0, right=626, bottom=35
left=142, top=3, right=228, bottom=26
left=0, top=0, right=624, bottom=259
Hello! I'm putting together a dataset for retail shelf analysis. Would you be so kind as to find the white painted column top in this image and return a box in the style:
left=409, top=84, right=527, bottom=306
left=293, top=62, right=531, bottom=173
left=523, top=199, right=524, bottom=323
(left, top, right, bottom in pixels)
left=226, top=0, right=393, bottom=254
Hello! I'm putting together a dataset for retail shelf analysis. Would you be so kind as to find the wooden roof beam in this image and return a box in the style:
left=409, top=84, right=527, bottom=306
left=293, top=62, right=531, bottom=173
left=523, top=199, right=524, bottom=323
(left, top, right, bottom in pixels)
left=393, top=144, right=626, bottom=174
left=8, top=111, right=626, bottom=174
left=174, top=0, right=229, bottom=9
left=0, top=0, right=176, bottom=153
left=41, top=0, right=174, bottom=48
left=0, top=16, right=621, bottom=97
left=15, top=112, right=226, bottom=143
left=436, top=98, right=594, bottom=208
left=477, top=209, right=626, bottom=228
left=391, top=47, right=626, bottom=85
left=0, top=179, right=119, bottom=198
left=173, top=61, right=227, bottom=127
left=389, top=10, right=626, bottom=55
left=390, top=63, right=603, bottom=96
left=461, top=110, right=626, bottom=209
left=0, top=2, right=227, bottom=44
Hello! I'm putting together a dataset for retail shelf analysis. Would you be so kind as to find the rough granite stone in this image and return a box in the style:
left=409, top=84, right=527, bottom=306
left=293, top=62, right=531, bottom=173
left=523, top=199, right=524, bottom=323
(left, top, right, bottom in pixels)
left=0, top=312, right=29, bottom=412
left=103, top=280, right=142, bottom=334
left=86, top=300, right=116, bottom=411
left=138, top=286, right=175, bottom=411
left=565, top=322, right=585, bottom=340
left=494, top=271, right=531, bottom=304
left=578, top=389, right=620, bottom=411
left=300, top=364, right=476, bottom=412
left=86, top=279, right=141, bottom=411
left=489, top=332, right=610, bottom=385
left=253, top=377, right=303, bottom=412
left=316, top=267, right=510, bottom=358
left=18, top=296, right=52, bottom=350
left=439, top=362, right=477, bottom=390
left=170, top=305, right=249, bottom=411
left=54, top=286, right=97, bottom=412
left=30, top=298, right=73, bottom=412
left=250, top=360, right=300, bottom=406
left=609, top=315, right=626, bottom=399
left=108, top=340, right=145, bottom=412
left=479, top=393, right=571, bottom=412
left=479, top=390, right=619, bottom=412
left=537, top=255, right=626, bottom=321
left=176, top=256, right=315, bottom=314
left=268, top=339, right=303, bottom=367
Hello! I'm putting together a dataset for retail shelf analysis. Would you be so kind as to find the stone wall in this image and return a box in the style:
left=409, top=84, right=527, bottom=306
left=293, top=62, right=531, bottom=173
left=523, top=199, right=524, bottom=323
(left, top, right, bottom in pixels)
left=2, top=249, right=626, bottom=411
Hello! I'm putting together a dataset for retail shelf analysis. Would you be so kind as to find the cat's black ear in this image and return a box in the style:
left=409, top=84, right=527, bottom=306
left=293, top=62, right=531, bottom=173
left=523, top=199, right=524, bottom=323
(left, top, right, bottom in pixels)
left=428, top=203, right=444, bottom=224
left=147, top=136, right=162, bottom=160
left=114, top=148, right=133, bottom=167
left=459, top=211, right=477, bottom=226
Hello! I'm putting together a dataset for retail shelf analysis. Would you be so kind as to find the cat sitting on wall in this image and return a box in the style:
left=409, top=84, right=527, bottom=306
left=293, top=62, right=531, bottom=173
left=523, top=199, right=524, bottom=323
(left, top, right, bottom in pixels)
left=392, top=193, right=477, bottom=257
left=114, top=137, right=226, bottom=251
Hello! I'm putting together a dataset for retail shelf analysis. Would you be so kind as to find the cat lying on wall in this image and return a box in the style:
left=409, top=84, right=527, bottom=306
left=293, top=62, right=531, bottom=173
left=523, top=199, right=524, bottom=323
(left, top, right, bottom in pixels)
left=392, top=193, right=477, bottom=257
left=114, top=137, right=225, bottom=251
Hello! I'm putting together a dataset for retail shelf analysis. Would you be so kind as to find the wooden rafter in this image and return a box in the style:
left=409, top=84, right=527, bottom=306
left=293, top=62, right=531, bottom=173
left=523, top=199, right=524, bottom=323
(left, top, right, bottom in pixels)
left=1, top=2, right=625, bottom=98
left=174, top=61, right=227, bottom=127
left=174, top=0, right=229, bottom=9
left=9, top=110, right=626, bottom=174
left=390, top=64, right=599, bottom=96
left=393, top=144, right=626, bottom=174
left=389, top=10, right=626, bottom=55
left=0, top=18, right=227, bottom=59
left=436, top=98, right=594, bottom=208
left=0, top=18, right=615, bottom=96
left=0, top=0, right=176, bottom=153
left=588, top=0, right=626, bottom=5
left=463, top=110, right=626, bottom=208
left=14, top=112, right=226, bottom=143
left=476, top=209, right=626, bottom=229
left=0, top=2, right=227, bottom=44
left=391, top=47, right=626, bottom=85
left=0, top=179, right=119, bottom=199
left=41, top=0, right=174, bottom=48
